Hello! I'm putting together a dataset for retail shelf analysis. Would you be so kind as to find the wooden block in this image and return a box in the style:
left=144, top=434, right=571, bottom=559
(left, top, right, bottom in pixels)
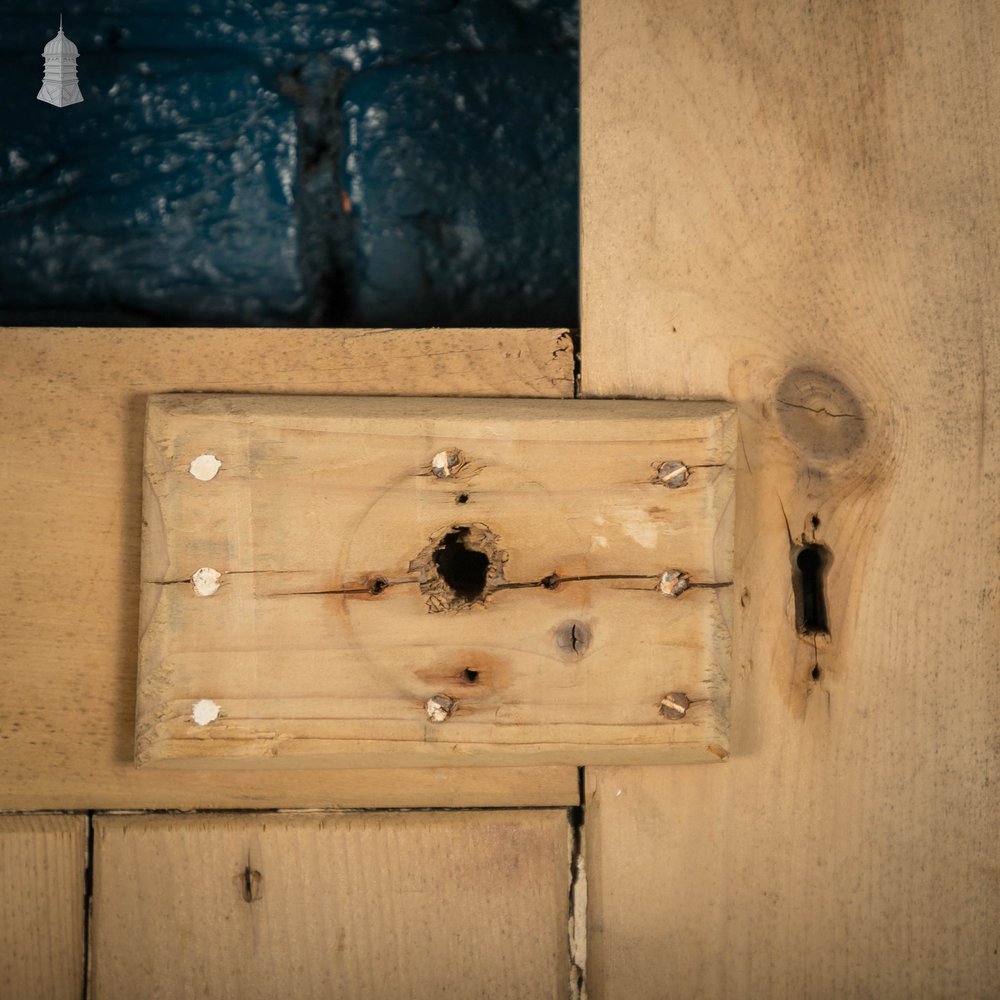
left=0, top=326, right=580, bottom=809
left=90, top=810, right=572, bottom=1000
left=136, top=394, right=736, bottom=768
left=580, top=0, right=999, bottom=996
left=0, top=815, right=88, bottom=1000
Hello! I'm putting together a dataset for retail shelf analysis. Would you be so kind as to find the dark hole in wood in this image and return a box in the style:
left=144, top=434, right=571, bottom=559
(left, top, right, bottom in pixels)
left=455, top=493, right=470, bottom=505
left=368, top=576, right=388, bottom=596
left=242, top=866, right=261, bottom=903
left=433, top=528, right=489, bottom=601
left=793, top=543, right=830, bottom=635
left=462, top=668, right=479, bottom=684
left=541, top=573, right=560, bottom=590
left=811, top=664, right=822, bottom=681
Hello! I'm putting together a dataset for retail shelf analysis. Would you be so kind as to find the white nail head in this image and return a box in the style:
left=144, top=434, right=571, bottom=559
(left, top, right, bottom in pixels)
left=191, top=567, right=222, bottom=597
left=189, top=454, right=222, bottom=481
left=192, top=699, right=220, bottom=726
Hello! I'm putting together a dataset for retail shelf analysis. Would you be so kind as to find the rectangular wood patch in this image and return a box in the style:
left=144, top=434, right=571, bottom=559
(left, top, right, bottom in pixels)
left=137, top=394, right=735, bottom=767
left=90, top=811, right=570, bottom=1000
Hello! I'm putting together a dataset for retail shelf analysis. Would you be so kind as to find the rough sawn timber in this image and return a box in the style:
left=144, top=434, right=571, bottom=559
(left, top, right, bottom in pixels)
left=137, top=393, right=735, bottom=768
left=89, top=810, right=572, bottom=1000
left=0, top=814, right=88, bottom=1000
left=581, top=1, right=999, bottom=997
left=0, top=326, right=578, bottom=808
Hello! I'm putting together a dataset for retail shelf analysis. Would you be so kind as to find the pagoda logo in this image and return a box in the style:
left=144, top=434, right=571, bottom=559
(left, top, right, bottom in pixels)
left=38, top=15, right=84, bottom=107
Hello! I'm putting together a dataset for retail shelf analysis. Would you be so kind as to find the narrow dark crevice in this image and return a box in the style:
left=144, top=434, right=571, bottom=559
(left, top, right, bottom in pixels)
left=568, top=327, right=581, bottom=398
left=81, top=811, right=94, bottom=1000
left=567, top=767, right=586, bottom=999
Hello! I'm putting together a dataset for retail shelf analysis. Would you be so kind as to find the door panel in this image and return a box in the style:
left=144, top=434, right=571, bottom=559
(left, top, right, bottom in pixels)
left=581, top=1, right=998, bottom=996
left=90, top=810, right=573, bottom=1000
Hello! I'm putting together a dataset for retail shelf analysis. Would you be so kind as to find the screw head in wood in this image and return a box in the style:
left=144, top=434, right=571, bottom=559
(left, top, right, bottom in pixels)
left=425, top=694, right=455, bottom=722
left=659, top=692, right=690, bottom=720
left=555, top=619, right=592, bottom=657
left=657, top=461, right=689, bottom=488
left=658, top=569, right=690, bottom=596
left=431, top=449, right=463, bottom=479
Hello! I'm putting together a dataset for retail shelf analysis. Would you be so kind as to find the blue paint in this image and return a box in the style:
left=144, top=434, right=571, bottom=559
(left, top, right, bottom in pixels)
left=0, top=1, right=578, bottom=327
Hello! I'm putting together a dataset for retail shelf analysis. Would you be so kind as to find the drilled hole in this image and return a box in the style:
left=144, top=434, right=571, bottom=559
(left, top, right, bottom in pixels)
left=461, top=668, right=479, bottom=684
left=792, top=543, right=830, bottom=635
left=455, top=493, right=470, bottom=505
left=432, top=528, right=489, bottom=602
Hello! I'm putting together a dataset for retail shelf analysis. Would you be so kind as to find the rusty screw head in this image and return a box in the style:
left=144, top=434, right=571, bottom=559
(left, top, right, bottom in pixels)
left=425, top=694, right=455, bottom=722
left=431, top=449, right=463, bottom=479
left=658, top=569, right=690, bottom=597
left=657, top=461, right=689, bottom=488
left=659, top=692, right=690, bottom=720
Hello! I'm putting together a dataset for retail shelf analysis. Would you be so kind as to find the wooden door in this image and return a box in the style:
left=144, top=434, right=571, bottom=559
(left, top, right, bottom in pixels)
left=1, top=2, right=996, bottom=997
left=580, top=1, right=998, bottom=996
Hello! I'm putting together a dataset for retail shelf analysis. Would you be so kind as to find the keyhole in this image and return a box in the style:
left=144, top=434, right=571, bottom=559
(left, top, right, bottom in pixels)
left=792, top=543, right=830, bottom=635
left=432, top=528, right=489, bottom=601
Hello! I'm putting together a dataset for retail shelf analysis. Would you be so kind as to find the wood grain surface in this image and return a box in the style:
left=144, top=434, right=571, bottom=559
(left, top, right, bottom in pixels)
left=90, top=810, right=572, bottom=1000
left=581, top=1, right=998, bottom=997
left=137, top=394, right=734, bottom=768
left=0, top=814, right=88, bottom=1000
left=0, top=327, right=578, bottom=809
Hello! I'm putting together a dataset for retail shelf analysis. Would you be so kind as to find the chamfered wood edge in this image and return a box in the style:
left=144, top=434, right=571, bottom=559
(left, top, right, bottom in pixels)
left=135, top=395, right=736, bottom=770
left=138, top=737, right=731, bottom=769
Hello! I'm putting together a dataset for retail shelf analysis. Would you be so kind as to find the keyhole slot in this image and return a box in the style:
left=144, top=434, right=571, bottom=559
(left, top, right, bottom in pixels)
left=792, top=543, right=830, bottom=635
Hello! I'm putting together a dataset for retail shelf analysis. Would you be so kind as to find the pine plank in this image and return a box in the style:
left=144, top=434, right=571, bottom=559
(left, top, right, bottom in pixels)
left=90, top=810, right=572, bottom=1000
left=581, top=0, right=998, bottom=997
left=0, top=327, right=578, bottom=808
left=137, top=394, right=735, bottom=768
left=0, top=814, right=88, bottom=1000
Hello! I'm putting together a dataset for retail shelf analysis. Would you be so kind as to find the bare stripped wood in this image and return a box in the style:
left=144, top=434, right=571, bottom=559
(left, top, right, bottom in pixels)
left=138, top=394, right=735, bottom=767
left=0, top=327, right=578, bottom=809
left=90, top=810, right=572, bottom=1000
left=0, top=815, right=88, bottom=1000
left=582, top=1, right=999, bottom=997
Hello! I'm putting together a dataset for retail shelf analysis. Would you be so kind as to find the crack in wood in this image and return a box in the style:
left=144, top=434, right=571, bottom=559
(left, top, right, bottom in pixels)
left=155, top=571, right=733, bottom=596
left=776, top=398, right=866, bottom=420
